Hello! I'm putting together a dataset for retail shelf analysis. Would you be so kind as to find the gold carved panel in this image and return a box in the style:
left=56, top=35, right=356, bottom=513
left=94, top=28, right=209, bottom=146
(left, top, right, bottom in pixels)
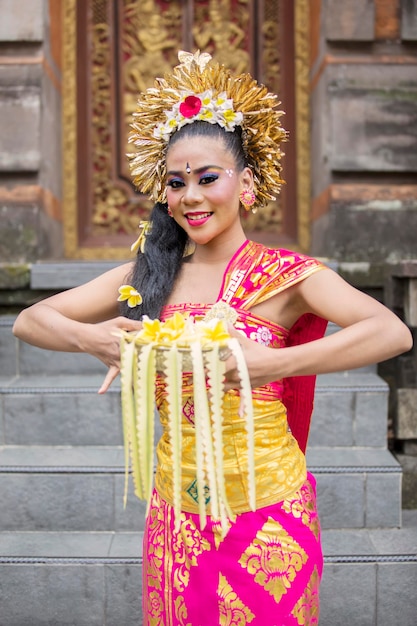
left=62, top=0, right=310, bottom=259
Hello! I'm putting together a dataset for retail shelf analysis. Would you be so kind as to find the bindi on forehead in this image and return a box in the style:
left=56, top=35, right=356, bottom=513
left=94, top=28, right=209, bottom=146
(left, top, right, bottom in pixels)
left=185, top=162, right=191, bottom=174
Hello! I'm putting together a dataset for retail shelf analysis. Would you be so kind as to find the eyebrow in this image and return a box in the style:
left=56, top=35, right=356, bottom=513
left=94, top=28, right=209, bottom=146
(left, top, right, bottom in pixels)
left=166, top=165, right=224, bottom=176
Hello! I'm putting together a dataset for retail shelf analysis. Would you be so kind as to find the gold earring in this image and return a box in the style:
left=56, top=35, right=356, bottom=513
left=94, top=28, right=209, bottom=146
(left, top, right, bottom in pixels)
left=239, top=189, right=256, bottom=210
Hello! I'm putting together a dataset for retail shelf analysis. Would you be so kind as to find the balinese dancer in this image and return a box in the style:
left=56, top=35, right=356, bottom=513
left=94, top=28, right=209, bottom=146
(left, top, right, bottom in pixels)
left=13, top=51, right=412, bottom=625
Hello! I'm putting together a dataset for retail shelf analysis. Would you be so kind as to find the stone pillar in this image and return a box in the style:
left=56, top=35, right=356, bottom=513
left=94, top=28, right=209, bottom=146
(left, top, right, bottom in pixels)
left=0, top=0, right=62, bottom=272
left=384, top=260, right=417, bottom=507
left=310, top=0, right=417, bottom=264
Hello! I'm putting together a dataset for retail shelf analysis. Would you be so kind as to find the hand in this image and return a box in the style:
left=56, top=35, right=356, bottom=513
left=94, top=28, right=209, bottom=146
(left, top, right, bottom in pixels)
left=80, top=316, right=143, bottom=394
left=222, top=326, right=280, bottom=391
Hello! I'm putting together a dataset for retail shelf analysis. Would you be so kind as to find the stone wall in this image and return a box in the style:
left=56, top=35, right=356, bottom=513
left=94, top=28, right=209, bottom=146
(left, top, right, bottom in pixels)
left=309, top=0, right=417, bottom=497
left=310, top=0, right=417, bottom=264
left=1, top=1, right=416, bottom=270
left=0, top=0, right=62, bottom=273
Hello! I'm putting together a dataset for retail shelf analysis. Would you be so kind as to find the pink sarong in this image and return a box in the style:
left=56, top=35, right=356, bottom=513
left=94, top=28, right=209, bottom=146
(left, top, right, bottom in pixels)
left=144, top=474, right=322, bottom=625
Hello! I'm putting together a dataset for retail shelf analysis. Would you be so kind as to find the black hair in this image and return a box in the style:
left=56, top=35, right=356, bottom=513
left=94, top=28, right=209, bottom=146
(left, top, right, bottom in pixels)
left=120, top=121, right=246, bottom=320
left=168, top=120, right=248, bottom=170
left=120, top=202, right=187, bottom=320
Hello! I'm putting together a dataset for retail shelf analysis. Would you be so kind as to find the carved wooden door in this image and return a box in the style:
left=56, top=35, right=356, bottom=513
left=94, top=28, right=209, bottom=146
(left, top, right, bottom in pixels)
left=63, top=0, right=310, bottom=259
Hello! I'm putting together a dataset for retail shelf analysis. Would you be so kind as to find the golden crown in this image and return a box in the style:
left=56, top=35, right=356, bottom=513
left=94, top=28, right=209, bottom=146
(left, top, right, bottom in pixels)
left=127, top=50, right=287, bottom=210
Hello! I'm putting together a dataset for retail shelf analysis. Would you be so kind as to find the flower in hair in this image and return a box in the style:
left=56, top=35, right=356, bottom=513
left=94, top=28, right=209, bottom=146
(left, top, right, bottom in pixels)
left=180, top=95, right=202, bottom=118
left=178, top=50, right=212, bottom=70
left=117, top=285, right=143, bottom=308
left=154, top=89, right=243, bottom=142
left=130, top=220, right=151, bottom=254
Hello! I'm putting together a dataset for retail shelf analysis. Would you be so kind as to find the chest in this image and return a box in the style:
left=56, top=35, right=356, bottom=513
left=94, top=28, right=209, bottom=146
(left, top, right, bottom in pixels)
left=167, top=262, right=227, bottom=305
left=166, top=260, right=300, bottom=330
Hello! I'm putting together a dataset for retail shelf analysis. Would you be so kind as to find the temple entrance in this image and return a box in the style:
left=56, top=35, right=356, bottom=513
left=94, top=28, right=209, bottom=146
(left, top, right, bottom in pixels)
left=62, top=0, right=310, bottom=259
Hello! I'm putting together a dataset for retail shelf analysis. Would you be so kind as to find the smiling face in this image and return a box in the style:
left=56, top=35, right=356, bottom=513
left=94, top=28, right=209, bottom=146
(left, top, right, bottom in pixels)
left=165, top=134, right=253, bottom=248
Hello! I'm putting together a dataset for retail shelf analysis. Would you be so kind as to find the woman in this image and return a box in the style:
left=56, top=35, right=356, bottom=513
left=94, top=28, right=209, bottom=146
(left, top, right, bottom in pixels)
left=13, top=52, right=412, bottom=625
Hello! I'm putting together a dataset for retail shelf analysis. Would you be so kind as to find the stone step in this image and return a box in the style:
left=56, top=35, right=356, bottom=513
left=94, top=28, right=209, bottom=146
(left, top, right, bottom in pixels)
left=0, top=530, right=143, bottom=626
left=311, top=371, right=389, bottom=447
left=0, top=446, right=146, bottom=533
left=0, top=375, right=126, bottom=447
left=0, top=370, right=389, bottom=447
left=0, top=316, right=107, bottom=377
left=0, top=446, right=402, bottom=532
left=30, top=261, right=121, bottom=290
left=319, top=510, right=417, bottom=626
left=0, top=513, right=416, bottom=626
left=306, top=447, right=402, bottom=529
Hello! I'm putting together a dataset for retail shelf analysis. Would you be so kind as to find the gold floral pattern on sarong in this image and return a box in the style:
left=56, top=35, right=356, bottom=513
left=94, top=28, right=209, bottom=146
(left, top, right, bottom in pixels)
left=218, top=573, right=255, bottom=625
left=281, top=481, right=320, bottom=540
left=174, top=595, right=192, bottom=626
left=146, top=492, right=166, bottom=591
left=173, top=515, right=211, bottom=592
left=212, top=518, right=233, bottom=549
left=238, top=516, right=307, bottom=603
left=148, top=589, right=164, bottom=626
left=291, top=566, right=320, bottom=625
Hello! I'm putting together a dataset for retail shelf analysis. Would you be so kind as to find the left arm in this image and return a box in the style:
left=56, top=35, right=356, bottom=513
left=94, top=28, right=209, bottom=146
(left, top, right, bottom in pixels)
left=225, top=268, right=413, bottom=389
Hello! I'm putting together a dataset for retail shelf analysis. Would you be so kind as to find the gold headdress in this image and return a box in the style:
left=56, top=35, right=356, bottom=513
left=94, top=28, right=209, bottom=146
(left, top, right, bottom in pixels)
left=127, top=51, right=287, bottom=210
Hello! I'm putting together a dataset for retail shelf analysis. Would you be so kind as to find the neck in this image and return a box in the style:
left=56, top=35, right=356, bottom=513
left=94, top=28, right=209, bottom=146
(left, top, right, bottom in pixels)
left=191, top=233, right=247, bottom=264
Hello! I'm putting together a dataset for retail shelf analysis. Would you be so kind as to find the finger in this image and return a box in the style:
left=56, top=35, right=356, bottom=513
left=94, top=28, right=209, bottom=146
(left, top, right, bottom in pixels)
left=227, top=324, right=246, bottom=339
left=223, top=381, right=241, bottom=392
left=226, top=326, right=251, bottom=353
left=223, top=368, right=241, bottom=391
left=120, top=317, right=143, bottom=331
left=125, top=317, right=143, bottom=327
left=113, top=316, right=143, bottom=331
left=98, top=365, right=120, bottom=394
left=111, top=317, right=143, bottom=338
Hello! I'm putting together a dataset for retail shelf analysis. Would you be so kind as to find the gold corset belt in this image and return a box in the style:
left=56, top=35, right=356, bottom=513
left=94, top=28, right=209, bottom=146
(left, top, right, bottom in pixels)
left=155, top=395, right=306, bottom=515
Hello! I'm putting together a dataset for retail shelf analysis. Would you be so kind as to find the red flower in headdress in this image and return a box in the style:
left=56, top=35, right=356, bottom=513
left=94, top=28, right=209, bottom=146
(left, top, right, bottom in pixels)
left=179, top=95, right=202, bottom=118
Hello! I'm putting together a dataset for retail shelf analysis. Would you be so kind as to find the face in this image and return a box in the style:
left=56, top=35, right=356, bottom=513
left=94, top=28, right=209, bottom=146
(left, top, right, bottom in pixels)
left=165, top=135, right=253, bottom=247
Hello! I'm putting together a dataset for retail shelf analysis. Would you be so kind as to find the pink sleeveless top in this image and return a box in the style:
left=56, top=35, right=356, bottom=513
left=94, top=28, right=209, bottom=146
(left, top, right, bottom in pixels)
left=161, top=239, right=328, bottom=452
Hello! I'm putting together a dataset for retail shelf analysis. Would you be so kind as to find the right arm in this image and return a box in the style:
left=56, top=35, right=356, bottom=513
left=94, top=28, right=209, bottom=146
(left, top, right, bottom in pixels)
left=13, top=262, right=143, bottom=392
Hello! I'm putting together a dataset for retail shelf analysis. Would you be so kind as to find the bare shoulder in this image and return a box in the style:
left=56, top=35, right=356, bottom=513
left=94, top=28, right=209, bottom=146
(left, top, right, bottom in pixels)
left=296, top=267, right=396, bottom=326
